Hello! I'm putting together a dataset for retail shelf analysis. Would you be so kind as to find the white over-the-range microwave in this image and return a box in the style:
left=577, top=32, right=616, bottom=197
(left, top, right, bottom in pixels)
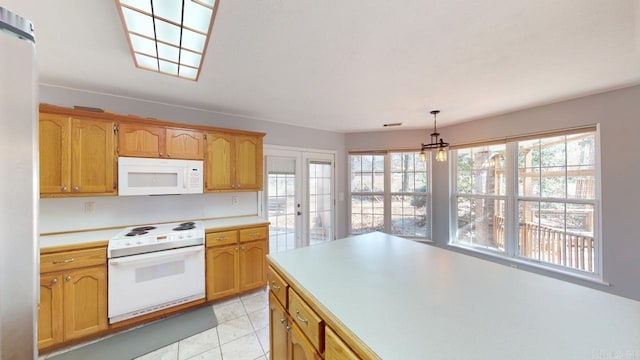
left=118, top=157, right=203, bottom=196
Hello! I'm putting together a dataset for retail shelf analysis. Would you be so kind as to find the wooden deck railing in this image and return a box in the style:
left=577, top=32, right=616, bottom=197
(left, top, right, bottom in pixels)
left=494, top=216, right=595, bottom=272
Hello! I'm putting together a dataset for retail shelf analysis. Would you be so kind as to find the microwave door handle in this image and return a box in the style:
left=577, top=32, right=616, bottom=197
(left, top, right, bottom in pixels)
left=184, top=167, right=188, bottom=189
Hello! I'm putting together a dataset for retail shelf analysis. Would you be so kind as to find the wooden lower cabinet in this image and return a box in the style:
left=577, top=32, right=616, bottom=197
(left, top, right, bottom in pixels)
left=325, top=327, right=359, bottom=360
left=291, top=322, right=321, bottom=360
left=268, top=265, right=363, bottom=360
left=206, top=245, right=240, bottom=300
left=206, top=225, right=269, bottom=301
left=38, top=247, right=108, bottom=351
left=269, top=292, right=289, bottom=360
left=38, top=265, right=107, bottom=350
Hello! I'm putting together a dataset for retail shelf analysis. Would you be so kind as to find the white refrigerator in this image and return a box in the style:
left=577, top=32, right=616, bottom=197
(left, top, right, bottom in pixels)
left=0, top=6, right=38, bottom=360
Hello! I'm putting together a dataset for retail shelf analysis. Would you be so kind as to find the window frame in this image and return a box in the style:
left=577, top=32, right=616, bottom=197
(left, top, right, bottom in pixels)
left=348, top=150, right=432, bottom=240
left=449, top=127, right=602, bottom=279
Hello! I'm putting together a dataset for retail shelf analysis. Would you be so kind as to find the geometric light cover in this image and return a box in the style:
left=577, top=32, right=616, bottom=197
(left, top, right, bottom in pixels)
left=115, top=0, right=219, bottom=81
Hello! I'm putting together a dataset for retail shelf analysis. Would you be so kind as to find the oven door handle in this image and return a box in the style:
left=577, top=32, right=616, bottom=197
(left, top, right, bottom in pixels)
left=109, top=246, right=203, bottom=266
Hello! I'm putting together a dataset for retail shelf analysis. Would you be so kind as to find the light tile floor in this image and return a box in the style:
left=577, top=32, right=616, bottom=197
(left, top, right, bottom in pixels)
left=41, top=289, right=270, bottom=360
left=136, top=289, right=270, bottom=360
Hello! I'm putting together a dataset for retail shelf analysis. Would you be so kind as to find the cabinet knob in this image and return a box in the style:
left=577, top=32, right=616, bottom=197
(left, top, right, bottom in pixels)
left=159, top=152, right=163, bottom=156
left=285, top=325, right=291, bottom=333
left=72, top=186, right=79, bottom=192
left=241, top=246, right=245, bottom=251
left=235, top=247, right=238, bottom=252
left=65, top=275, right=72, bottom=282
left=271, top=282, right=281, bottom=291
left=167, top=153, right=171, bottom=158
left=279, top=318, right=286, bottom=324
left=61, top=186, right=68, bottom=192
left=51, top=278, right=58, bottom=285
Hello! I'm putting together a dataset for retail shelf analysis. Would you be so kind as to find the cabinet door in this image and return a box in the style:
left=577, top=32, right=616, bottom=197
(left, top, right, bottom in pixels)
left=325, top=327, right=360, bottom=360
left=290, top=322, right=320, bottom=360
left=206, top=245, right=239, bottom=300
left=239, top=240, right=267, bottom=292
left=38, top=273, right=63, bottom=349
left=62, top=266, right=108, bottom=341
left=71, top=118, right=116, bottom=194
left=118, top=123, right=164, bottom=158
left=166, top=128, right=205, bottom=160
left=269, top=292, right=289, bottom=360
left=204, top=132, right=234, bottom=191
left=39, top=113, right=71, bottom=194
left=235, top=135, right=263, bottom=190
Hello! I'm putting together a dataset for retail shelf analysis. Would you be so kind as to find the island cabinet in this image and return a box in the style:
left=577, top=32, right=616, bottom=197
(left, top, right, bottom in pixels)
left=38, top=246, right=108, bottom=351
left=205, top=225, right=269, bottom=301
left=117, top=122, right=205, bottom=160
left=267, top=265, right=362, bottom=360
left=204, top=131, right=264, bottom=192
left=39, top=110, right=116, bottom=197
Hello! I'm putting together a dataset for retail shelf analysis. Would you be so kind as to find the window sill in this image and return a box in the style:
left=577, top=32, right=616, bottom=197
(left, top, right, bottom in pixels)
left=446, top=243, right=610, bottom=287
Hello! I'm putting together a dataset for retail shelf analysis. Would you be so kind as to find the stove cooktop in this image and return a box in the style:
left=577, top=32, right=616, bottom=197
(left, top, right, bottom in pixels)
left=108, top=221, right=205, bottom=258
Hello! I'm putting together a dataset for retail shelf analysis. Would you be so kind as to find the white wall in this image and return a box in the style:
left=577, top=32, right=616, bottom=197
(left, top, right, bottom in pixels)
left=347, top=84, right=640, bottom=302
left=39, top=85, right=348, bottom=237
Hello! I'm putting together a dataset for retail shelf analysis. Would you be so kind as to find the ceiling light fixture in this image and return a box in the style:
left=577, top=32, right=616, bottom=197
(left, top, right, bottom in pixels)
left=115, top=0, right=219, bottom=81
left=420, top=110, right=449, bottom=162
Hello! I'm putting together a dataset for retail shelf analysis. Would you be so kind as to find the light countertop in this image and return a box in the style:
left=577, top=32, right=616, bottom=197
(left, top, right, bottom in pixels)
left=268, top=232, right=640, bottom=360
left=39, top=216, right=268, bottom=249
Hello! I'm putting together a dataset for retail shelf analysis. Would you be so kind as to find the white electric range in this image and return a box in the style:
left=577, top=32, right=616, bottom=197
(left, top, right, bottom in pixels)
left=107, top=221, right=205, bottom=324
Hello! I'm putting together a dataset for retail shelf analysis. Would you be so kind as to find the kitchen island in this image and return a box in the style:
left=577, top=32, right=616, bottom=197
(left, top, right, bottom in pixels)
left=267, top=232, right=640, bottom=360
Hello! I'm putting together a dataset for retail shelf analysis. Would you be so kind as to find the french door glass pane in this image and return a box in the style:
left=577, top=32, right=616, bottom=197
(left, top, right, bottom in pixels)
left=267, top=163, right=296, bottom=253
left=309, top=161, right=332, bottom=245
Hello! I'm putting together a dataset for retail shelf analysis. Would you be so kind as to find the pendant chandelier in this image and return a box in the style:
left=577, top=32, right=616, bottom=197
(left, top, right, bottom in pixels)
left=420, top=110, right=449, bottom=162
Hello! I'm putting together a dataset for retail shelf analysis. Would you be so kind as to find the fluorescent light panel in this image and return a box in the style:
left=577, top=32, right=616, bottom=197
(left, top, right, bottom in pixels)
left=116, top=0, right=218, bottom=81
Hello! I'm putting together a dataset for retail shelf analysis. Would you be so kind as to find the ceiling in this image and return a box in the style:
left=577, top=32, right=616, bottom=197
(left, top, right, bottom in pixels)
left=4, top=0, right=640, bottom=132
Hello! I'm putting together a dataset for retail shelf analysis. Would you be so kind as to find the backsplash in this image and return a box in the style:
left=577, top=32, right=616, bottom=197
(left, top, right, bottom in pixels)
left=39, top=192, right=260, bottom=233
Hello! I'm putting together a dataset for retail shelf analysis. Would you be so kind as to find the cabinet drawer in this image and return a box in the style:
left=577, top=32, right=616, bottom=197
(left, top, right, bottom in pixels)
left=288, top=289, right=324, bottom=353
left=239, top=227, right=267, bottom=243
left=267, top=267, right=288, bottom=307
left=206, top=230, right=238, bottom=247
left=40, top=248, right=106, bottom=273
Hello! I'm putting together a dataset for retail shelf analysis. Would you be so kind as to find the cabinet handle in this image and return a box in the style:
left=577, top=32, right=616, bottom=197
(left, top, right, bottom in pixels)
left=72, top=186, right=79, bottom=192
left=50, top=278, right=58, bottom=285
left=61, top=186, right=68, bottom=192
left=295, top=310, right=309, bottom=325
left=53, top=258, right=75, bottom=265
left=65, top=275, right=72, bottom=282
left=248, top=232, right=260, bottom=237
left=271, top=281, right=281, bottom=291
left=216, top=236, right=228, bottom=241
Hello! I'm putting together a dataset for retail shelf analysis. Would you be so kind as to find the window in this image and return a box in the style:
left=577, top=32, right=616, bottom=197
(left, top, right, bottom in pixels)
left=451, top=128, right=600, bottom=275
left=350, top=152, right=430, bottom=238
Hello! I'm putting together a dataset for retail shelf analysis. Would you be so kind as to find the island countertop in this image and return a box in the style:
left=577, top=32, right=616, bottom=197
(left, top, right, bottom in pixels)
left=267, top=232, right=640, bottom=360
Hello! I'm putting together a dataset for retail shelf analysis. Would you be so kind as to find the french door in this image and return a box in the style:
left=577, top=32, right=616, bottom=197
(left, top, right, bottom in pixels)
left=263, top=147, right=335, bottom=253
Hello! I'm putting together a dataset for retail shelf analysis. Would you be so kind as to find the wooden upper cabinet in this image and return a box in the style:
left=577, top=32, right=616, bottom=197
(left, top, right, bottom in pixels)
left=39, top=112, right=116, bottom=197
left=205, top=132, right=263, bottom=192
left=235, top=135, right=263, bottom=190
left=39, top=113, right=71, bottom=194
left=117, top=123, right=164, bottom=158
left=118, top=123, right=204, bottom=160
left=165, top=128, right=205, bottom=160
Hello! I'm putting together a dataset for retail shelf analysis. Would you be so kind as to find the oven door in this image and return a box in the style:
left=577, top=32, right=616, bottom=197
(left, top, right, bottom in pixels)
left=108, top=245, right=205, bottom=323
